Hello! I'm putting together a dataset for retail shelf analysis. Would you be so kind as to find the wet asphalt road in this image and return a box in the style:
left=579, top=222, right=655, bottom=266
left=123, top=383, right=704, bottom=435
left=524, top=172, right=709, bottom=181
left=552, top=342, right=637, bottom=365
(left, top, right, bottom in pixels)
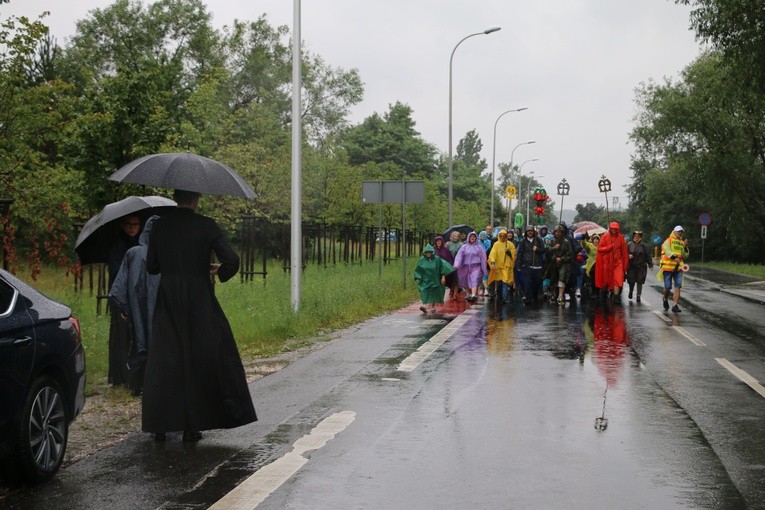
left=2, top=271, right=764, bottom=509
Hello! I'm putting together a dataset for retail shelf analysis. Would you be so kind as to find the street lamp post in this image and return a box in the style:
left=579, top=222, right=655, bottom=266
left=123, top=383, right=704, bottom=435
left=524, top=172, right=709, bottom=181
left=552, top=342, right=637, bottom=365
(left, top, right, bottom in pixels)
left=491, top=107, right=527, bottom=226
left=517, top=158, right=538, bottom=227
left=448, top=26, right=501, bottom=227
left=557, top=178, right=570, bottom=226
left=598, top=175, right=612, bottom=222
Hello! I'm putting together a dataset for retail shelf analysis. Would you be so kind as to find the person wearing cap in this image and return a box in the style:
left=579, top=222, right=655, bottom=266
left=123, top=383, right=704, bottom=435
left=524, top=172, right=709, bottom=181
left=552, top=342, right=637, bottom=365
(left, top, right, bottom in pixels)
left=515, top=225, right=545, bottom=305
left=488, top=229, right=516, bottom=303
left=595, top=221, right=629, bottom=302
left=626, top=230, right=653, bottom=302
left=659, top=225, right=690, bottom=312
left=544, top=225, right=573, bottom=305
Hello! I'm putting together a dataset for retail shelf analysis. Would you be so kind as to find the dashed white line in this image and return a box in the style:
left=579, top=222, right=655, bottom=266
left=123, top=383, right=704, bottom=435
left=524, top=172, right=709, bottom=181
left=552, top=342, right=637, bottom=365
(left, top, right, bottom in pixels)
left=673, top=326, right=706, bottom=346
left=209, top=411, right=356, bottom=509
left=397, top=307, right=479, bottom=372
left=715, top=358, right=765, bottom=399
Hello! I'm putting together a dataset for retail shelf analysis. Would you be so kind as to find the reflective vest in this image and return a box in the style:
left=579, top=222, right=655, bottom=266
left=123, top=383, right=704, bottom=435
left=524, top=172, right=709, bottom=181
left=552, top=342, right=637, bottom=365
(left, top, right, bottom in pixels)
left=659, top=235, right=689, bottom=272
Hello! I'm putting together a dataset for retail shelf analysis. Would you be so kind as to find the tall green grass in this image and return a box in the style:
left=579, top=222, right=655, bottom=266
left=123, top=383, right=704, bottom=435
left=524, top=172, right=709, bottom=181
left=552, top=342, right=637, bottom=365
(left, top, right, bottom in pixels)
left=695, top=261, right=765, bottom=279
left=15, top=259, right=419, bottom=393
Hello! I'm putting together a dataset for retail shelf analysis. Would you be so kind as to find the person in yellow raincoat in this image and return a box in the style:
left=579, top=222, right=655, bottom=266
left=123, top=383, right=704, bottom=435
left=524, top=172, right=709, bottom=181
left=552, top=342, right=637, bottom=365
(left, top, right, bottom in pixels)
left=657, top=225, right=689, bottom=312
left=488, top=229, right=516, bottom=303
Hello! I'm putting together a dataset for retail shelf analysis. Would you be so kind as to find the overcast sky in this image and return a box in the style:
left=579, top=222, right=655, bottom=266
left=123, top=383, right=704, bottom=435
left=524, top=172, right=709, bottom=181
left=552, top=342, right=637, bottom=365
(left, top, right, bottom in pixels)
left=4, top=0, right=704, bottom=207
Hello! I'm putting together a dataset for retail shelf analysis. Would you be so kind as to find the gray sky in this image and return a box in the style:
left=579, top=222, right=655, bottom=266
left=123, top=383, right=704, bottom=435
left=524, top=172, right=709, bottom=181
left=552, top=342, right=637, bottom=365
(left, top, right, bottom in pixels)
left=4, top=0, right=704, bottom=207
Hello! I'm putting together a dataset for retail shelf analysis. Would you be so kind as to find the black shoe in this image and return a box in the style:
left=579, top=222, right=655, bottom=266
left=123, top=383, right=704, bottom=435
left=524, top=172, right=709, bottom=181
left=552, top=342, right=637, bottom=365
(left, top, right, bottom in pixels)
left=636, top=295, right=641, bottom=303
left=153, top=432, right=167, bottom=442
left=183, top=430, right=202, bottom=442
left=628, top=290, right=633, bottom=299
left=672, top=305, right=681, bottom=313
left=663, top=298, right=669, bottom=310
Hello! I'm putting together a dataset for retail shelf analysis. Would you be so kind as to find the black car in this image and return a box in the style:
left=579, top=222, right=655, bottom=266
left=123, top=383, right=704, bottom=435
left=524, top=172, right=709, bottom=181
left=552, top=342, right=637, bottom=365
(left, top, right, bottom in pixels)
left=0, top=269, right=86, bottom=483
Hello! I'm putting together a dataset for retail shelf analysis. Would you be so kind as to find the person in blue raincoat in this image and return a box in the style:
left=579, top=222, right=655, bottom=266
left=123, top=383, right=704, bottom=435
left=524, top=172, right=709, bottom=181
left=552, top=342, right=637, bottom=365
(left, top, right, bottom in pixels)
left=109, top=215, right=162, bottom=396
left=414, top=243, right=455, bottom=313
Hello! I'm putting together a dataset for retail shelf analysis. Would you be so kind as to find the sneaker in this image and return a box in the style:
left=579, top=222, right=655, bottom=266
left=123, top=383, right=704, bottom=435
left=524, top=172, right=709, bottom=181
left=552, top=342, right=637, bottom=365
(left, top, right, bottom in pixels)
left=628, top=290, right=633, bottom=299
left=663, top=298, right=669, bottom=310
left=636, top=295, right=641, bottom=303
left=672, top=304, right=681, bottom=313
left=557, top=297, right=565, bottom=305
left=419, top=306, right=427, bottom=314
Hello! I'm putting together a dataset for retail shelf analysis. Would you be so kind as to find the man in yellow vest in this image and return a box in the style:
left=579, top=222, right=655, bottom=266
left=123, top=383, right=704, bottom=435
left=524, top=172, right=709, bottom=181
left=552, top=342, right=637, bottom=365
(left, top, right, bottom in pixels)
left=659, top=225, right=690, bottom=312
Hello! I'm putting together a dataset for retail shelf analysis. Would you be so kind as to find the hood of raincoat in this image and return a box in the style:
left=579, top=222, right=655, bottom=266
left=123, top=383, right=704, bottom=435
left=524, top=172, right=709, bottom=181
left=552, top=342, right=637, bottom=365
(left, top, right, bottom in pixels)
left=467, top=231, right=478, bottom=243
left=422, top=243, right=435, bottom=254
left=139, top=215, right=160, bottom=247
left=609, top=221, right=620, bottom=234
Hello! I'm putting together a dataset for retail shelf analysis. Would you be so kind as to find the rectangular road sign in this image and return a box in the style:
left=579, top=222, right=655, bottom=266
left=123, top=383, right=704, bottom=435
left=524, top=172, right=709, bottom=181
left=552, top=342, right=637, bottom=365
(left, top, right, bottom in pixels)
left=701, top=225, right=707, bottom=239
left=362, top=180, right=425, bottom=204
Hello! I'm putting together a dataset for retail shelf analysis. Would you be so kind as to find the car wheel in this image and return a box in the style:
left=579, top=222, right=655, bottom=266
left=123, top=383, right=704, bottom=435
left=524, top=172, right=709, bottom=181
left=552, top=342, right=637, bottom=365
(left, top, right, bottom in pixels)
left=15, top=376, right=69, bottom=483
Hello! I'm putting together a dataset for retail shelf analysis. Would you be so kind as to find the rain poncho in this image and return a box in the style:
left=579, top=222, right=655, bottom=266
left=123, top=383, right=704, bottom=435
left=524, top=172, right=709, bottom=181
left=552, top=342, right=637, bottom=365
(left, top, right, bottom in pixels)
left=109, top=215, right=161, bottom=364
left=488, top=230, right=516, bottom=286
left=453, top=232, right=488, bottom=289
left=414, top=243, right=455, bottom=304
left=433, top=235, right=457, bottom=289
left=595, top=222, right=628, bottom=291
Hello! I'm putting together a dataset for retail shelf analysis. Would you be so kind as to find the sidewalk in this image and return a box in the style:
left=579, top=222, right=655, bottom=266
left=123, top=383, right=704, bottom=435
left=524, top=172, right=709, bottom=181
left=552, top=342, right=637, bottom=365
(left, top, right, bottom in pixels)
left=684, top=266, right=765, bottom=305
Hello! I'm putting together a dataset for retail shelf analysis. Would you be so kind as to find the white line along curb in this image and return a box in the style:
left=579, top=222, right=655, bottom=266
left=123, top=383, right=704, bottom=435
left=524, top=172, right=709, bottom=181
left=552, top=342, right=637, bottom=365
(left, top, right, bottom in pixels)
left=209, top=411, right=356, bottom=510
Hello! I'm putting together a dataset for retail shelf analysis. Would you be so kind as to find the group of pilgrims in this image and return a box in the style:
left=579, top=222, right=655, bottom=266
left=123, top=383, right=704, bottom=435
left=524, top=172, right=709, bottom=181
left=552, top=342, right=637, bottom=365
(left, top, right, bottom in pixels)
left=414, top=221, right=658, bottom=312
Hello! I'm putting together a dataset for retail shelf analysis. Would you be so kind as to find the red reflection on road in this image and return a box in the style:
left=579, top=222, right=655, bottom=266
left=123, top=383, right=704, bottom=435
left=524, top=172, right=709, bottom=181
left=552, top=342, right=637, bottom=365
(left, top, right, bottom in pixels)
left=400, top=289, right=474, bottom=316
left=591, top=306, right=631, bottom=387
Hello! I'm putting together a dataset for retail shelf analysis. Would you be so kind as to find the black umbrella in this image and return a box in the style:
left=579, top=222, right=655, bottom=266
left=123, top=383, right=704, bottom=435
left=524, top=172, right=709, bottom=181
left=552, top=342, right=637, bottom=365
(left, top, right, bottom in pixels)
left=442, top=224, right=474, bottom=239
left=75, top=195, right=176, bottom=265
left=108, top=152, right=256, bottom=199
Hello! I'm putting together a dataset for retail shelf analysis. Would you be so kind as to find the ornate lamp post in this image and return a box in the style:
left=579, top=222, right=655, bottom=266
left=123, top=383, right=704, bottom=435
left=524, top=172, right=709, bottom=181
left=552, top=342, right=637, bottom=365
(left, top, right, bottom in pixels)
left=598, top=175, right=612, bottom=222
left=556, top=178, right=570, bottom=225
left=448, top=26, right=501, bottom=227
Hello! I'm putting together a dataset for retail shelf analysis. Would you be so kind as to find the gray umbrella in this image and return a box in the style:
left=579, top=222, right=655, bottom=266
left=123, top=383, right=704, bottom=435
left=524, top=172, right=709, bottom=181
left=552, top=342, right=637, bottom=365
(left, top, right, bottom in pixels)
left=75, top=195, right=176, bottom=265
left=108, top=152, right=256, bottom=199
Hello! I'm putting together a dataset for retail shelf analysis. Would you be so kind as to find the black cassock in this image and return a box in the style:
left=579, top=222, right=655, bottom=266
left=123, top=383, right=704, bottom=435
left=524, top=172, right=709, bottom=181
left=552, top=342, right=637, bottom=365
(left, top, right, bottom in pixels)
left=142, top=207, right=257, bottom=433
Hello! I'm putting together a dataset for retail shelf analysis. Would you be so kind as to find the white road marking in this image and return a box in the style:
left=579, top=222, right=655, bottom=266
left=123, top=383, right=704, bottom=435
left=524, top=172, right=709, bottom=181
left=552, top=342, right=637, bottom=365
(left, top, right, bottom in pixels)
left=209, top=411, right=356, bottom=510
left=653, top=310, right=671, bottom=323
left=397, top=307, right=479, bottom=372
left=715, top=358, right=765, bottom=399
left=673, top=326, right=706, bottom=346
left=381, top=377, right=401, bottom=382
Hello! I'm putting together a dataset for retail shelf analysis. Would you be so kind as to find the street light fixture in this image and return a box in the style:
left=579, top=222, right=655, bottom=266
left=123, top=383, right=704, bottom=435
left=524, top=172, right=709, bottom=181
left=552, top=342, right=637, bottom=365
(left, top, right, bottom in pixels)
left=490, top=107, right=527, bottom=225
left=598, top=174, right=612, bottom=221
left=557, top=178, right=570, bottom=225
left=448, top=26, right=502, bottom=227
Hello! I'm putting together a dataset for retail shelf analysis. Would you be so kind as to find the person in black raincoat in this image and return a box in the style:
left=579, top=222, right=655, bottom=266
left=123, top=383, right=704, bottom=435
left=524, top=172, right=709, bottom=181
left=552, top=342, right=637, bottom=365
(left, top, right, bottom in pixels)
left=107, top=213, right=141, bottom=387
left=143, top=190, right=257, bottom=442
left=108, top=215, right=161, bottom=396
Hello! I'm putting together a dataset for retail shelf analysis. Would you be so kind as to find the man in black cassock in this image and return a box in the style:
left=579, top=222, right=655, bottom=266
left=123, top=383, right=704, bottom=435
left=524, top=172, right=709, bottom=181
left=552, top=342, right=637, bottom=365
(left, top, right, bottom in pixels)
left=143, top=190, right=257, bottom=442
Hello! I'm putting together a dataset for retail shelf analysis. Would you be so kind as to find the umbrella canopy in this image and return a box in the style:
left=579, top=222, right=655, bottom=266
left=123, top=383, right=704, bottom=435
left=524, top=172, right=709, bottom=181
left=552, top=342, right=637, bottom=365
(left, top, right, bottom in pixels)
left=491, top=226, right=508, bottom=240
left=108, top=152, right=256, bottom=199
left=75, top=195, right=176, bottom=265
left=573, top=221, right=605, bottom=236
left=442, top=224, right=474, bottom=239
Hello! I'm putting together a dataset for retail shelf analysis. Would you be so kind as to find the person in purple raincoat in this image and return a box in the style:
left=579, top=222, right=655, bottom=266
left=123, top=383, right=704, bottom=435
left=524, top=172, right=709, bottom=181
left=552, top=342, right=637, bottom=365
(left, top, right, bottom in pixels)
left=453, top=231, right=488, bottom=303
left=433, top=235, right=458, bottom=299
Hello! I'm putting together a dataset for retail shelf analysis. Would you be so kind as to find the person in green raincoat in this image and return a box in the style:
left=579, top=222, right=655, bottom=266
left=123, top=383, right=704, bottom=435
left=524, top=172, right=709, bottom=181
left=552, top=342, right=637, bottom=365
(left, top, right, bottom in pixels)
left=414, top=243, right=455, bottom=313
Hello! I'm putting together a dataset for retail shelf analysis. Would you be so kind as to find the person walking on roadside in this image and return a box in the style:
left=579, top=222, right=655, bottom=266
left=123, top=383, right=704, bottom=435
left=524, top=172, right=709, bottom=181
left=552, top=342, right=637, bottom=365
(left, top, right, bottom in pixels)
left=453, top=232, right=488, bottom=302
left=580, top=232, right=601, bottom=299
left=414, top=243, right=455, bottom=313
left=659, top=225, right=690, bottom=312
left=626, top=230, right=653, bottom=302
left=433, top=235, right=458, bottom=299
left=108, top=215, right=161, bottom=396
left=515, top=225, right=545, bottom=305
left=107, top=213, right=142, bottom=388
left=488, top=229, right=516, bottom=303
left=143, top=190, right=257, bottom=442
left=478, top=230, right=492, bottom=295
left=544, top=225, right=573, bottom=305
left=595, top=221, right=629, bottom=302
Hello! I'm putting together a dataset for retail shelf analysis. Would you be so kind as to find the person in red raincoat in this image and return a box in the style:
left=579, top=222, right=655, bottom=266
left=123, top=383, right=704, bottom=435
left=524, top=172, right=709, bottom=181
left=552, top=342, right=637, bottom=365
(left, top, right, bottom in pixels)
left=595, top=221, right=628, bottom=297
